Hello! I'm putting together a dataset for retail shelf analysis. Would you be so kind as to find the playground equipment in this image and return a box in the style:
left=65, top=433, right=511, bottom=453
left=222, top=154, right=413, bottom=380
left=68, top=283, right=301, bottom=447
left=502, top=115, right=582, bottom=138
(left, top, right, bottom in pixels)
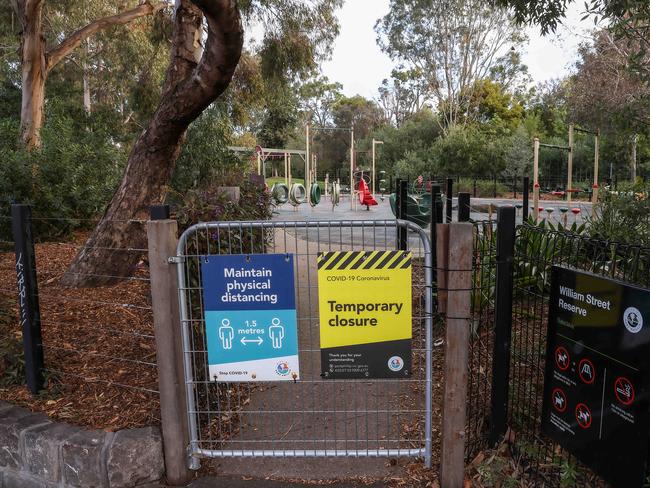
left=271, top=183, right=289, bottom=204
left=371, top=139, right=384, bottom=196
left=389, top=193, right=430, bottom=227
left=289, top=183, right=307, bottom=206
left=330, top=180, right=341, bottom=211
left=532, top=124, right=600, bottom=221
left=357, top=177, right=378, bottom=210
left=378, top=170, right=387, bottom=201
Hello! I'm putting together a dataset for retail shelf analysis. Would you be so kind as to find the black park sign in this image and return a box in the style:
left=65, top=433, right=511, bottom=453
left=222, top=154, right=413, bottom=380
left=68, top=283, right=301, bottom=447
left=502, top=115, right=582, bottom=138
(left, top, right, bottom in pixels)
left=542, top=266, right=650, bottom=488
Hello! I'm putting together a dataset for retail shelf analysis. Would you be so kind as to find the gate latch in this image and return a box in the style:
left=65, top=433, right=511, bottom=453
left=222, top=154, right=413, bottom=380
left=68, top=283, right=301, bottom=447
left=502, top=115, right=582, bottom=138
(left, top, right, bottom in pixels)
left=168, top=256, right=185, bottom=264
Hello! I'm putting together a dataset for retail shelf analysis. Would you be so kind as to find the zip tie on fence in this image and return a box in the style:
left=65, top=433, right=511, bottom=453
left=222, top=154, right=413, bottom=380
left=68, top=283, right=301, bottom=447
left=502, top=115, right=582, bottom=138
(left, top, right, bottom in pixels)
left=42, top=368, right=159, bottom=394
left=41, top=344, right=157, bottom=367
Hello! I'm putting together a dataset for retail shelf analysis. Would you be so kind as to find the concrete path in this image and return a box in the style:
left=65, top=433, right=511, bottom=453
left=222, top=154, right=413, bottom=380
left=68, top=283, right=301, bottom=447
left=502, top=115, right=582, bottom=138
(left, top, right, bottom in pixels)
left=206, top=228, right=421, bottom=480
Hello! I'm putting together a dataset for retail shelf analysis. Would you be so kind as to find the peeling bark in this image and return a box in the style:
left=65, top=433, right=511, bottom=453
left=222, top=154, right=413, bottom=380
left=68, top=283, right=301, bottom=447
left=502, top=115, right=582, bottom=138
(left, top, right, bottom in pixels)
left=60, top=0, right=243, bottom=287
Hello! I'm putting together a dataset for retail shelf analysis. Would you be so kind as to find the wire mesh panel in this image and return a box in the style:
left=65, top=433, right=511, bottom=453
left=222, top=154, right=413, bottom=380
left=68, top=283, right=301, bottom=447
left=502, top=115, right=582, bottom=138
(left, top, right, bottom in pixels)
left=465, top=220, right=497, bottom=462
left=176, top=219, right=433, bottom=468
left=508, top=223, right=650, bottom=486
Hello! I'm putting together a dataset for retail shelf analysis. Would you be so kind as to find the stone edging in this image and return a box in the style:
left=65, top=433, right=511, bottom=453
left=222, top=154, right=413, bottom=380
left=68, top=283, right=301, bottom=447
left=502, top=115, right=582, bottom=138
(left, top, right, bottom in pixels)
left=0, top=401, right=164, bottom=487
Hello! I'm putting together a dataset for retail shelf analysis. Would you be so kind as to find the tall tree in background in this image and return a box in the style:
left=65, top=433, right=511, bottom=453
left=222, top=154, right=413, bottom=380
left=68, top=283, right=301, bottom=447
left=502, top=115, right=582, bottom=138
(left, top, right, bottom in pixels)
left=568, top=30, right=650, bottom=179
left=376, top=0, right=523, bottom=130
left=63, top=0, right=342, bottom=286
left=378, top=68, right=430, bottom=127
left=8, top=0, right=165, bottom=148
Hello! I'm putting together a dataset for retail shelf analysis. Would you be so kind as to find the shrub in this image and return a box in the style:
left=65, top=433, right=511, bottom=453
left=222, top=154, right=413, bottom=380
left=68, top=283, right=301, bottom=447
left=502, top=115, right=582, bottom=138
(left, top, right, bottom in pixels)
left=588, top=187, right=650, bottom=247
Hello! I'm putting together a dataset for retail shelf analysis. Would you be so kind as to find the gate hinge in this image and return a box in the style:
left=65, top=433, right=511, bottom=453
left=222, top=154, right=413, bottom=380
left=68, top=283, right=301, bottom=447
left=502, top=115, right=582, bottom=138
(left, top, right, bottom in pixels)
left=168, top=256, right=185, bottom=264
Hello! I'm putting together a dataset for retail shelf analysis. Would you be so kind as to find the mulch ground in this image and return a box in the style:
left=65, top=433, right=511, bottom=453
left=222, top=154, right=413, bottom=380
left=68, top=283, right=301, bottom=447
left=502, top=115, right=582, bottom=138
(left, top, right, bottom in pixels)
left=0, top=231, right=160, bottom=430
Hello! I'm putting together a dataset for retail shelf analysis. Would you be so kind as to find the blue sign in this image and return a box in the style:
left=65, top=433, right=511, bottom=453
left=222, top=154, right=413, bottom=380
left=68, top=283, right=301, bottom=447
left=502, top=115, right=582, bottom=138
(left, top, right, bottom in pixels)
left=201, top=254, right=299, bottom=382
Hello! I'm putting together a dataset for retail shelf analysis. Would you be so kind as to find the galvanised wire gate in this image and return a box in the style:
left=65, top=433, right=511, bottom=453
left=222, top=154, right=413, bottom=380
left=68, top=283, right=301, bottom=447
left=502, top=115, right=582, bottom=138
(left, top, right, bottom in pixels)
left=175, top=220, right=433, bottom=469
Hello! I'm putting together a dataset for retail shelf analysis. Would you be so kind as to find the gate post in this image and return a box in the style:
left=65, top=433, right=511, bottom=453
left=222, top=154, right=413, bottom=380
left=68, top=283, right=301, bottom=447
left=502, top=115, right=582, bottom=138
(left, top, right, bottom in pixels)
left=445, top=178, right=453, bottom=223
left=488, top=206, right=516, bottom=446
left=458, top=193, right=471, bottom=222
left=440, top=223, right=473, bottom=488
left=147, top=217, right=192, bottom=484
left=11, top=204, right=44, bottom=394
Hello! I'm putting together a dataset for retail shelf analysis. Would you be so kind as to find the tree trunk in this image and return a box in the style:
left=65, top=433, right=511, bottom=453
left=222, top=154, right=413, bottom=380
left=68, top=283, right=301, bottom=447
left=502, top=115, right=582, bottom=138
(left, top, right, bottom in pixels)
left=60, top=0, right=243, bottom=287
left=20, top=1, right=46, bottom=149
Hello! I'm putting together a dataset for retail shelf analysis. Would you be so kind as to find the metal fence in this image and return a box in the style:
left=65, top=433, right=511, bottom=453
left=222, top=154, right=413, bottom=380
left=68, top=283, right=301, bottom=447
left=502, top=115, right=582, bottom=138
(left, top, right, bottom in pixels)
left=175, top=219, right=434, bottom=468
left=508, top=223, right=650, bottom=485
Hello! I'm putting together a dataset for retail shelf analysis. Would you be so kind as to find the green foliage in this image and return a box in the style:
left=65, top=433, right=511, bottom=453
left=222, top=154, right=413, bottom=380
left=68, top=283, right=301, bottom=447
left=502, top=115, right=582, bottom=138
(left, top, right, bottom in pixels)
left=0, top=105, right=126, bottom=239
left=589, top=187, right=650, bottom=247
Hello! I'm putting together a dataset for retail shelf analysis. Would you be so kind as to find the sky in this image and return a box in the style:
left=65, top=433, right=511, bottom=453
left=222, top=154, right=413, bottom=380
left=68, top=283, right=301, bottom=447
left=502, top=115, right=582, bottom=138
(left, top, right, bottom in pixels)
left=320, top=0, right=596, bottom=99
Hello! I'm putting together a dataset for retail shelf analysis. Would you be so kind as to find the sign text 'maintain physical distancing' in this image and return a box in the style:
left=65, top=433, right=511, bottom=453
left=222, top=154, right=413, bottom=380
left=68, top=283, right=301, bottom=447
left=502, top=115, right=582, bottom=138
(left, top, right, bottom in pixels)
left=317, top=250, right=412, bottom=379
left=542, top=266, right=650, bottom=488
left=201, top=254, right=299, bottom=382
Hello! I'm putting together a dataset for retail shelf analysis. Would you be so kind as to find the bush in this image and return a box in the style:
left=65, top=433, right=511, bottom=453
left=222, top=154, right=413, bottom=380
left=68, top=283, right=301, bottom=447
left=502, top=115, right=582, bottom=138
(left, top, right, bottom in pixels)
left=456, top=178, right=509, bottom=198
left=588, top=187, right=650, bottom=247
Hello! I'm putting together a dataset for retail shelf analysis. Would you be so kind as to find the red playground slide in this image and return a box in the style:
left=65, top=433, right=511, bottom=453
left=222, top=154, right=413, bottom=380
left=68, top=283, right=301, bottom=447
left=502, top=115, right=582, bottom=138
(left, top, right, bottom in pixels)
left=357, top=178, right=378, bottom=209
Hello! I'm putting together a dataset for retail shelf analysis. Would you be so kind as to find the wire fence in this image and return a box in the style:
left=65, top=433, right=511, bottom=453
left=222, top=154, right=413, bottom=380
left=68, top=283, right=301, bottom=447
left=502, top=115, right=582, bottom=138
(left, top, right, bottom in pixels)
left=0, top=214, right=159, bottom=429
left=507, top=224, right=650, bottom=486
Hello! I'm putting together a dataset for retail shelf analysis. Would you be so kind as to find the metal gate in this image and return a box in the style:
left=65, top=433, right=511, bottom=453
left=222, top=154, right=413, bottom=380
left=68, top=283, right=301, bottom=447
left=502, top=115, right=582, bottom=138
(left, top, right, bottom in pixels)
left=175, top=219, right=433, bottom=468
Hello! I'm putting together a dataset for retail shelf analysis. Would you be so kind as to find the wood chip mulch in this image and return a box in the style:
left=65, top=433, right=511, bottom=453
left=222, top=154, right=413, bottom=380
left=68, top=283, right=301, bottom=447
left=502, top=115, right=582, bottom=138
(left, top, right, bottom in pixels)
left=0, top=232, right=160, bottom=431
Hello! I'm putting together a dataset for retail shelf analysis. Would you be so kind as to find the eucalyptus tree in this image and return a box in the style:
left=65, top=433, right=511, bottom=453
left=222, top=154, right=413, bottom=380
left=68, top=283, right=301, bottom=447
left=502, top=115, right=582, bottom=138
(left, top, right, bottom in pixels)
left=7, top=0, right=166, bottom=148
left=63, top=0, right=342, bottom=286
left=376, top=0, right=524, bottom=131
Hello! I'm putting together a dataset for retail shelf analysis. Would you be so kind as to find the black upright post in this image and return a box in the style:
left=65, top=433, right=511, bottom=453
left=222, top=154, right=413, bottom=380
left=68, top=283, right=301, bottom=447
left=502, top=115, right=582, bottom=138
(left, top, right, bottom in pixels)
left=398, top=180, right=408, bottom=250
left=430, top=184, right=441, bottom=281
left=11, top=204, right=44, bottom=394
left=522, top=176, right=530, bottom=222
left=513, top=175, right=517, bottom=199
left=445, top=178, right=453, bottom=223
left=473, top=179, right=477, bottom=198
left=493, top=175, right=497, bottom=198
left=458, top=193, right=470, bottom=222
left=488, top=205, right=516, bottom=446
left=150, top=205, right=170, bottom=220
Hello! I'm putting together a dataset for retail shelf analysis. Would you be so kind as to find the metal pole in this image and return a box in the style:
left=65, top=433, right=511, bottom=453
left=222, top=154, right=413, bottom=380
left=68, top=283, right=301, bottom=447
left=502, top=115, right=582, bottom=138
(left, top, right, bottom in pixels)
left=372, top=139, right=376, bottom=196
left=430, top=184, right=441, bottom=282
left=488, top=206, right=516, bottom=446
left=522, top=176, right=529, bottom=222
left=458, top=193, right=470, bottom=222
left=533, top=138, right=540, bottom=222
left=568, top=124, right=574, bottom=204
left=398, top=180, right=408, bottom=251
left=11, top=204, right=44, bottom=394
left=445, top=178, right=453, bottom=223
left=350, top=126, right=355, bottom=210
left=150, top=205, right=170, bottom=220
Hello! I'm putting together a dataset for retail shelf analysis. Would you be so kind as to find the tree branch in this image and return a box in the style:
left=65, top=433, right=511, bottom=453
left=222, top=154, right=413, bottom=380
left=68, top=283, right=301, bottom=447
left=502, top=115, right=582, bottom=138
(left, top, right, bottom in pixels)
left=45, top=1, right=165, bottom=73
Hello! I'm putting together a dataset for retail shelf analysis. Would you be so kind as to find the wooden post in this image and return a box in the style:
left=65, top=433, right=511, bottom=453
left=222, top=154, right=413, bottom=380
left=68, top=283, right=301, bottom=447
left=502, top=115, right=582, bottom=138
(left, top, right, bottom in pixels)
left=533, top=138, right=540, bottom=222
left=147, top=219, right=191, bottom=485
left=440, top=223, right=473, bottom=488
left=593, top=129, right=600, bottom=204
left=11, top=204, right=44, bottom=394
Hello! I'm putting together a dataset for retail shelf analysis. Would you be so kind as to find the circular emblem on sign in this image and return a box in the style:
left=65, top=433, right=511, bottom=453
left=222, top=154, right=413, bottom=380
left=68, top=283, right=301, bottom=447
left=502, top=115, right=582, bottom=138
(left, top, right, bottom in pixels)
left=614, top=377, right=635, bottom=406
left=578, top=358, right=595, bottom=385
left=388, top=356, right=404, bottom=372
left=623, top=307, right=643, bottom=334
left=275, top=362, right=291, bottom=376
left=552, top=388, right=567, bottom=413
left=554, top=346, right=570, bottom=372
left=575, top=403, right=592, bottom=429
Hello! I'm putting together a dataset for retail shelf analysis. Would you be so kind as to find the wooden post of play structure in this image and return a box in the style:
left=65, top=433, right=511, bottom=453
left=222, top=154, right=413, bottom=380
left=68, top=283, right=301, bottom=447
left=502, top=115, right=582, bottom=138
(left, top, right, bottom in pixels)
left=284, top=152, right=288, bottom=186
left=256, top=150, right=262, bottom=176
left=306, top=124, right=311, bottom=206
left=567, top=124, right=574, bottom=205
left=593, top=130, right=600, bottom=204
left=440, top=223, right=472, bottom=488
left=533, top=138, right=540, bottom=222
left=350, top=126, right=355, bottom=210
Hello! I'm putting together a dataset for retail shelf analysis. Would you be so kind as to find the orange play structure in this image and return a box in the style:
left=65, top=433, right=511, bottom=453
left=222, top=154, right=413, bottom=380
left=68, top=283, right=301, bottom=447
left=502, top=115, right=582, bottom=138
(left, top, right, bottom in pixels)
left=357, top=178, right=378, bottom=209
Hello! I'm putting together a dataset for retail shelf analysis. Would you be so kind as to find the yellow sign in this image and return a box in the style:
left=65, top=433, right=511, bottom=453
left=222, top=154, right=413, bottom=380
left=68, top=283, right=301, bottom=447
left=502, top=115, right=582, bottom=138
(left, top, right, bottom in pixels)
left=317, top=250, right=412, bottom=378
